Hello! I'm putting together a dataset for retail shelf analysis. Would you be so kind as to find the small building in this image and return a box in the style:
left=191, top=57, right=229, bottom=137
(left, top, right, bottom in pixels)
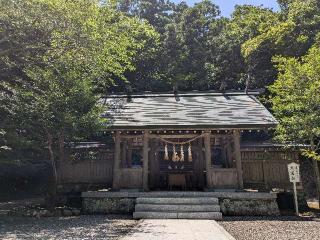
left=58, top=91, right=303, bottom=193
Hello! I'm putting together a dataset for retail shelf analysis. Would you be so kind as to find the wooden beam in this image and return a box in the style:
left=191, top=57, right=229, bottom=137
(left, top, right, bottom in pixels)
left=112, top=131, right=121, bottom=190
left=204, top=130, right=212, bottom=188
left=120, top=135, right=143, bottom=139
left=149, top=134, right=199, bottom=139
left=233, top=130, right=244, bottom=189
left=120, top=133, right=233, bottom=139
left=142, top=131, right=149, bottom=191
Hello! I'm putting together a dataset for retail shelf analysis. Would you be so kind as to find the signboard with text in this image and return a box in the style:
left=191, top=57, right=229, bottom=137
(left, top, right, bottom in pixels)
left=288, top=162, right=300, bottom=183
left=287, top=162, right=300, bottom=215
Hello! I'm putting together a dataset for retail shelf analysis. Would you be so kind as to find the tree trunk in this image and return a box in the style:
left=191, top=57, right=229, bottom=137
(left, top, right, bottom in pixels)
left=46, top=131, right=57, bottom=210
left=58, top=130, right=65, bottom=164
left=310, top=137, right=320, bottom=207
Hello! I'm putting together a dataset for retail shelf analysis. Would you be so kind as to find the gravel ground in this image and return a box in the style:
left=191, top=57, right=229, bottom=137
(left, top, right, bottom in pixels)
left=220, top=216, right=320, bottom=240
left=0, top=215, right=138, bottom=240
left=1, top=214, right=320, bottom=240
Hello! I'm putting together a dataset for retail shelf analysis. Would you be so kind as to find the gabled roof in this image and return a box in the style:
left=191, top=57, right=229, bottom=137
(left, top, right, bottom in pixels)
left=102, top=91, right=278, bottom=130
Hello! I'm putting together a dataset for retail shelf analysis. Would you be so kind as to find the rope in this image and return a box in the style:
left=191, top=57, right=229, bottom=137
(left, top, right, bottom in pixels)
left=155, top=133, right=206, bottom=145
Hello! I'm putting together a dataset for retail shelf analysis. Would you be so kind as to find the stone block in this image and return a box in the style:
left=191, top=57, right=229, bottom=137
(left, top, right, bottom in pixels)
left=136, top=197, right=219, bottom=205
left=177, top=212, right=222, bottom=220
left=133, top=212, right=177, bottom=219
left=135, top=204, right=220, bottom=212
left=71, top=209, right=81, bottom=216
left=220, top=198, right=280, bottom=216
left=82, top=197, right=135, bottom=214
left=62, top=209, right=73, bottom=216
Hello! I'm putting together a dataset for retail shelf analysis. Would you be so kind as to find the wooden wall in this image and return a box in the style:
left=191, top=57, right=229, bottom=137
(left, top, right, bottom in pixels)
left=241, top=149, right=300, bottom=190
left=118, top=168, right=143, bottom=188
left=57, top=144, right=300, bottom=192
left=207, top=168, right=238, bottom=188
left=57, top=148, right=114, bottom=187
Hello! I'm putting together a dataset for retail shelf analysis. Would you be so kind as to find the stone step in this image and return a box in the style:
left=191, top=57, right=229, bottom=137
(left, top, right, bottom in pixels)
left=139, top=191, right=221, bottom=198
left=135, top=204, right=220, bottom=212
left=133, top=211, right=222, bottom=220
left=136, top=197, right=219, bottom=205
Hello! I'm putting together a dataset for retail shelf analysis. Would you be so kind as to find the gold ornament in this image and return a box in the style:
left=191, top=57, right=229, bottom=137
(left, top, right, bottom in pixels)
left=188, top=143, right=193, bottom=162
left=172, top=145, right=179, bottom=161
left=180, top=145, right=184, bottom=162
left=164, top=143, right=169, bottom=160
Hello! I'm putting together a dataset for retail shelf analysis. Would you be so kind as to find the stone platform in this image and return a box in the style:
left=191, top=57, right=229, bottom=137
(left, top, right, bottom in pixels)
left=82, top=191, right=280, bottom=216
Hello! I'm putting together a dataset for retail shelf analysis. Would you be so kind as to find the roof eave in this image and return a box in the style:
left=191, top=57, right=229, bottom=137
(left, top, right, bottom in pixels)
left=103, top=123, right=278, bottom=131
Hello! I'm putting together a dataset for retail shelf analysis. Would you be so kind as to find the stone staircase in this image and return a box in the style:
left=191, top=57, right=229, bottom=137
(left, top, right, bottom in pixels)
left=133, top=192, right=222, bottom=220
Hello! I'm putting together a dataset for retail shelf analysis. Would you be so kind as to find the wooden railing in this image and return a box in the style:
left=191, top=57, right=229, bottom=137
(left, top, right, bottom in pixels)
left=241, top=150, right=300, bottom=190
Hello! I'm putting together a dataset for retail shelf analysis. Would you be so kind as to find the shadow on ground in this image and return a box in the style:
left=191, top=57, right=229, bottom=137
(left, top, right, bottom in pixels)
left=0, top=215, right=137, bottom=240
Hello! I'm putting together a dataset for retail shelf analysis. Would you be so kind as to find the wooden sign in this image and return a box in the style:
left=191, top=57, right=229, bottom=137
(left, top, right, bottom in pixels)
left=287, top=162, right=300, bottom=215
left=287, top=162, right=300, bottom=183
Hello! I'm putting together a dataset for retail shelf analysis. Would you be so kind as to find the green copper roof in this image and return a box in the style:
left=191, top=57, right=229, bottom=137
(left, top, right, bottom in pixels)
left=103, top=92, right=278, bottom=129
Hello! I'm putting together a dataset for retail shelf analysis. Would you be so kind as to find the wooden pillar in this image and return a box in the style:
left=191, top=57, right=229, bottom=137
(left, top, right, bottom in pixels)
left=262, top=160, right=269, bottom=190
left=204, top=130, right=212, bottom=188
left=233, top=130, right=244, bottom=189
left=226, top=138, right=233, bottom=168
left=142, top=131, right=149, bottom=191
left=197, top=138, right=205, bottom=189
left=112, top=131, right=121, bottom=190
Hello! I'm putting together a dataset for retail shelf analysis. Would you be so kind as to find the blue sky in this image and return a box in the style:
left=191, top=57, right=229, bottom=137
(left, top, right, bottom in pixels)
left=172, top=0, right=280, bottom=17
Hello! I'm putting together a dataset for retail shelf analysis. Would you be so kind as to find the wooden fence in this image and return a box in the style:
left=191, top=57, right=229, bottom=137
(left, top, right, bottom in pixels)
left=57, top=147, right=114, bottom=190
left=57, top=145, right=300, bottom=192
left=241, top=149, right=300, bottom=190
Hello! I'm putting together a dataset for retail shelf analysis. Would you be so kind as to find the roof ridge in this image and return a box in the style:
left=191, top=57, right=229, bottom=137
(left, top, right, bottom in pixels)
left=104, top=90, right=263, bottom=98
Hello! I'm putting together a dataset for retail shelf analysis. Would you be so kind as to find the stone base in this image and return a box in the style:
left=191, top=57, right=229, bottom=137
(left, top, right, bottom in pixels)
left=83, top=197, right=135, bottom=214
left=220, top=198, right=280, bottom=216
left=82, top=191, right=280, bottom=216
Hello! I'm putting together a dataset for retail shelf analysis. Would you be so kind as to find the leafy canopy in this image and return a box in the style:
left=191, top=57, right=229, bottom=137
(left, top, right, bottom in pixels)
left=269, top=36, right=320, bottom=148
left=0, top=0, right=157, bottom=158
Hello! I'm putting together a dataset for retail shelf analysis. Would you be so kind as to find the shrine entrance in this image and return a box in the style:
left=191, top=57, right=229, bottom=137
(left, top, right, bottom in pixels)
left=111, top=129, right=244, bottom=191
left=149, top=138, right=206, bottom=191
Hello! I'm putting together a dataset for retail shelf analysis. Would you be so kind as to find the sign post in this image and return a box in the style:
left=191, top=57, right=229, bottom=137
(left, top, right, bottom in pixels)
left=287, top=162, right=300, bottom=216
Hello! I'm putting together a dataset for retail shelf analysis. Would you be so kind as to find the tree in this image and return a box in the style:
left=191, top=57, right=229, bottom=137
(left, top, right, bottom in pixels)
left=163, top=0, right=221, bottom=90
left=242, top=0, right=320, bottom=87
left=205, top=5, right=279, bottom=90
left=0, top=0, right=157, bottom=206
left=269, top=38, right=320, bottom=203
left=117, top=0, right=173, bottom=34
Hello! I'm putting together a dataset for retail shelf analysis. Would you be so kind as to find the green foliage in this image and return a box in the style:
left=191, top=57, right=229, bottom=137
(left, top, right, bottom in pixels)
left=0, top=0, right=157, bottom=160
left=116, top=1, right=286, bottom=91
left=206, top=5, right=279, bottom=89
left=1, top=0, right=320, bottom=162
left=302, top=150, right=320, bottom=162
left=269, top=38, right=320, bottom=156
left=164, top=0, right=221, bottom=89
left=242, top=0, right=320, bottom=87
